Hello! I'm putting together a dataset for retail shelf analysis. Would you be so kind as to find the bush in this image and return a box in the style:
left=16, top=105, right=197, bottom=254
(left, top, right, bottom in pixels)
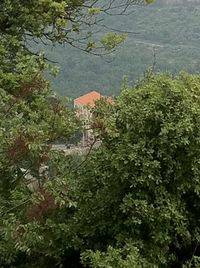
left=73, top=73, right=200, bottom=267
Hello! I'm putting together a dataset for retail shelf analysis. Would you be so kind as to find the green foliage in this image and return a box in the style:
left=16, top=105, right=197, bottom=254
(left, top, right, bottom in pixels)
left=0, top=0, right=153, bottom=266
left=100, top=32, right=127, bottom=51
left=3, top=0, right=200, bottom=267
left=3, top=69, right=200, bottom=267
left=70, top=73, right=200, bottom=267
left=81, top=244, right=155, bottom=268
left=0, top=49, right=78, bottom=265
left=145, top=0, right=155, bottom=3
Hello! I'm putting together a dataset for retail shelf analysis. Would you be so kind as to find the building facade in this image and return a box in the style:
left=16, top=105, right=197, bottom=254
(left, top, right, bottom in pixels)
left=74, top=91, right=102, bottom=146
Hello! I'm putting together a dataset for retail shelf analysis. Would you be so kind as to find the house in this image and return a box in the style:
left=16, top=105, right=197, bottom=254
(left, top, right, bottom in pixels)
left=74, top=91, right=101, bottom=119
left=74, top=91, right=112, bottom=146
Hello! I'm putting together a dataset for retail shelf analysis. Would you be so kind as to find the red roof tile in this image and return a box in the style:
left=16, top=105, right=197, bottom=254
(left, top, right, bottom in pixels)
left=74, top=91, right=101, bottom=107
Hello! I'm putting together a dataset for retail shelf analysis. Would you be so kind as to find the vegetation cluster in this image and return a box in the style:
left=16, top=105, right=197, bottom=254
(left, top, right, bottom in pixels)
left=1, top=0, right=200, bottom=267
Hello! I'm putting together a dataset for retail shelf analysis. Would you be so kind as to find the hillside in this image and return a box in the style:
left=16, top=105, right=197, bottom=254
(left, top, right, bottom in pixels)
left=38, top=0, right=200, bottom=97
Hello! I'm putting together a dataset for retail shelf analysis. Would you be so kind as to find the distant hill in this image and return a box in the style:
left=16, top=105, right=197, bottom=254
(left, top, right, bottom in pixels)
left=38, top=0, right=200, bottom=97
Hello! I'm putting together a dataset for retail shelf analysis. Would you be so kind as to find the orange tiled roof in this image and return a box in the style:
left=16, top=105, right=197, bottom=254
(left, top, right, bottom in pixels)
left=74, top=91, right=101, bottom=107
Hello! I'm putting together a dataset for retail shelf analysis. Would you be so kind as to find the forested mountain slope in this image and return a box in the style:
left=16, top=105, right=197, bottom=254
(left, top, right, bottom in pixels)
left=39, top=0, right=200, bottom=97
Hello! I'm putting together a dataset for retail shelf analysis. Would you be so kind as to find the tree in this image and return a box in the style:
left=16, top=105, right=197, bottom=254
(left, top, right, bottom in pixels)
left=0, top=0, right=155, bottom=267
left=0, top=0, right=152, bottom=57
left=71, top=73, right=200, bottom=267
